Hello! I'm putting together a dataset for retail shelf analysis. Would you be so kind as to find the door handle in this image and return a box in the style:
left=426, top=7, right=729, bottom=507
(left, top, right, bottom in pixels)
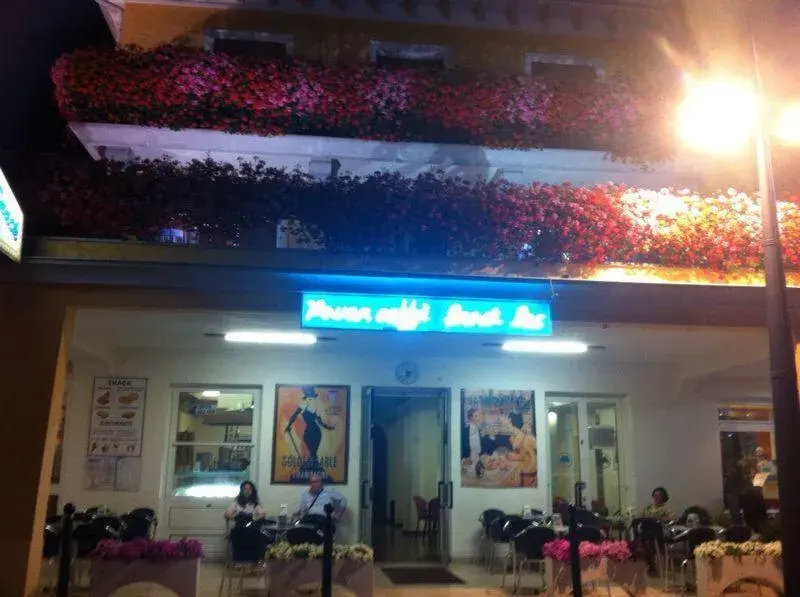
left=438, top=481, right=444, bottom=505
left=447, top=482, right=454, bottom=509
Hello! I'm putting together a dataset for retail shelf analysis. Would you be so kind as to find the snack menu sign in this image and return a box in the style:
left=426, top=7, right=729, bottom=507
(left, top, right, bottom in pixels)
left=0, top=167, right=23, bottom=262
left=88, top=377, right=147, bottom=457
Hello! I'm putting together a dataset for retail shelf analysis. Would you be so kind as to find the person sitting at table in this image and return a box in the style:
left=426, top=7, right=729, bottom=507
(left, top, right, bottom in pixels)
left=224, top=480, right=266, bottom=523
left=642, top=487, right=675, bottom=523
left=298, top=474, right=347, bottom=523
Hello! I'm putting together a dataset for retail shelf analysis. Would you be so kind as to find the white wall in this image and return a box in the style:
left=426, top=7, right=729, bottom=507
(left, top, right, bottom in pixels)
left=60, top=342, right=761, bottom=559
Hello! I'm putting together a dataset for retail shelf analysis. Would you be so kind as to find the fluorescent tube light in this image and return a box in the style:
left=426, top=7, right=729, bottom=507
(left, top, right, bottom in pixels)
left=224, top=331, right=317, bottom=345
left=201, top=390, right=221, bottom=399
left=501, top=340, right=588, bottom=354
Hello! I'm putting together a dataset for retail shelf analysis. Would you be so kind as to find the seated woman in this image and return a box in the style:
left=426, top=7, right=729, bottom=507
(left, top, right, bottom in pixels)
left=225, top=481, right=266, bottom=524
left=642, top=487, right=675, bottom=523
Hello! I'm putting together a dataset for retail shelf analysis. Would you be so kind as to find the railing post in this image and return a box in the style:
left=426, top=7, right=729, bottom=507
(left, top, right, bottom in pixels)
left=57, top=503, right=76, bottom=597
left=567, top=504, right=583, bottom=597
left=322, top=503, right=334, bottom=597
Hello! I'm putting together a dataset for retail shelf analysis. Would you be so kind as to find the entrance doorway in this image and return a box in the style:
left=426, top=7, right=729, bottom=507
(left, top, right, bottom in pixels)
left=360, top=387, right=452, bottom=564
left=546, top=393, right=624, bottom=516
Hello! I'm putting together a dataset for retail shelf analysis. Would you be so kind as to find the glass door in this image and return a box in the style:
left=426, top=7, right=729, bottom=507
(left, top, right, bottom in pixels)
left=437, top=388, right=452, bottom=565
left=547, top=397, right=622, bottom=516
left=359, top=388, right=374, bottom=545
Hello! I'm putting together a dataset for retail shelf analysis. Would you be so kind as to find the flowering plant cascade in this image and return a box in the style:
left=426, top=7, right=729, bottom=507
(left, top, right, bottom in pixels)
left=543, top=539, right=632, bottom=563
left=694, top=540, right=782, bottom=560
left=23, top=158, right=800, bottom=272
left=50, top=46, right=656, bottom=158
left=92, top=538, right=205, bottom=562
left=267, top=541, right=374, bottom=562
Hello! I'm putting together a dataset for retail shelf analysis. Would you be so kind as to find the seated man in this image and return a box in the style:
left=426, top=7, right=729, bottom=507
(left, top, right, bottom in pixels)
left=298, top=473, right=347, bottom=523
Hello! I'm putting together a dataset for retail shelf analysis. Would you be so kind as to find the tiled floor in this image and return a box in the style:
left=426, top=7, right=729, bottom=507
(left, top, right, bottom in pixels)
left=38, top=561, right=779, bottom=596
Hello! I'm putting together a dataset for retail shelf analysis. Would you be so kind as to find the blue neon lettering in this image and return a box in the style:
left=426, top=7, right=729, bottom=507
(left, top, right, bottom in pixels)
left=374, top=299, right=431, bottom=331
left=510, top=306, right=548, bottom=331
left=304, top=299, right=373, bottom=324
left=443, top=304, right=503, bottom=329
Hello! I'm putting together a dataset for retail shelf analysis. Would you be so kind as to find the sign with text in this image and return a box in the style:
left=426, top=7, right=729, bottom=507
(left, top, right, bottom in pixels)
left=301, top=292, right=552, bottom=336
left=88, top=377, right=147, bottom=457
left=0, top=167, right=23, bottom=262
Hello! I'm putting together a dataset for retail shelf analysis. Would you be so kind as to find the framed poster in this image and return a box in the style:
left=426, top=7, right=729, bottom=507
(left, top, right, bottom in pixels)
left=460, top=389, right=537, bottom=488
left=88, top=377, right=147, bottom=457
left=272, top=384, right=350, bottom=485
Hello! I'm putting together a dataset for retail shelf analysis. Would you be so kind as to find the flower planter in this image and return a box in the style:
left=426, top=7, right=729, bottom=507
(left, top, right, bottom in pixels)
left=268, top=560, right=373, bottom=597
left=545, top=558, right=647, bottom=597
left=89, top=558, right=200, bottom=597
left=696, top=556, right=783, bottom=597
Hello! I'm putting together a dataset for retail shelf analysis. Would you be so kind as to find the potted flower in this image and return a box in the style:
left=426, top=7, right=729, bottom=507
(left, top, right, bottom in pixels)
left=89, top=538, right=204, bottom=597
left=266, top=541, right=374, bottom=597
left=694, top=541, right=782, bottom=597
left=543, top=539, right=646, bottom=597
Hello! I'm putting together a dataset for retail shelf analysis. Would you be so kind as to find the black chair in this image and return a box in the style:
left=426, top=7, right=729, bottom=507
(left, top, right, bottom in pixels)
left=233, top=512, right=255, bottom=528
left=72, top=511, right=95, bottom=526
left=633, top=518, right=668, bottom=581
left=669, top=526, right=717, bottom=592
left=677, top=506, right=713, bottom=526
left=129, top=507, right=156, bottom=519
left=220, top=525, right=268, bottom=596
left=478, top=509, right=505, bottom=566
left=503, top=525, right=556, bottom=592
left=73, top=517, right=123, bottom=557
left=41, top=524, right=61, bottom=590
left=574, top=524, right=605, bottom=544
left=285, top=525, right=324, bottom=546
left=722, top=525, right=751, bottom=543
left=120, top=513, right=152, bottom=541
left=297, top=514, right=327, bottom=531
left=503, top=516, right=531, bottom=538
left=486, top=515, right=524, bottom=571
left=426, top=497, right=441, bottom=536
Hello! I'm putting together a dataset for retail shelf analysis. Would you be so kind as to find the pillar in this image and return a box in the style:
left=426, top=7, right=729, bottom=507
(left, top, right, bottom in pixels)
left=0, top=286, right=74, bottom=597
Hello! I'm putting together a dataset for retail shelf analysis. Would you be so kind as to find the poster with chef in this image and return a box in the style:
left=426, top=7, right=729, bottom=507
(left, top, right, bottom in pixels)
left=272, top=384, right=350, bottom=485
left=88, top=377, right=147, bottom=457
left=460, top=389, right=537, bottom=488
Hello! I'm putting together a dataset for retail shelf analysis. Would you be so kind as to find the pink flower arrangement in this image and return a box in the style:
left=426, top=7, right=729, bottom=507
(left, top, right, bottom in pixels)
left=92, top=538, right=205, bottom=562
left=543, top=539, right=632, bottom=563
left=50, top=46, right=659, bottom=160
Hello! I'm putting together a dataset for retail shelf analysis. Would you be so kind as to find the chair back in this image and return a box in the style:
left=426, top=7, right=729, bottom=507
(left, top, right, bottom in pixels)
left=297, top=514, right=327, bottom=531
left=632, top=517, right=665, bottom=543
left=120, top=514, right=151, bottom=541
left=229, top=525, right=267, bottom=563
left=678, top=506, right=712, bottom=526
left=43, top=525, right=61, bottom=559
left=480, top=508, right=505, bottom=528
left=574, top=524, right=604, bottom=544
left=413, top=496, right=428, bottom=516
left=427, top=498, right=441, bottom=518
left=73, top=512, right=95, bottom=526
left=685, top=527, right=718, bottom=556
left=514, top=526, right=557, bottom=560
left=722, top=526, right=751, bottom=543
left=129, top=507, right=156, bottom=520
left=73, top=519, right=118, bottom=558
left=285, top=525, right=324, bottom=546
left=233, top=512, right=254, bottom=528
left=503, top=516, right=530, bottom=539
left=571, top=509, right=604, bottom=527
left=94, top=516, right=123, bottom=535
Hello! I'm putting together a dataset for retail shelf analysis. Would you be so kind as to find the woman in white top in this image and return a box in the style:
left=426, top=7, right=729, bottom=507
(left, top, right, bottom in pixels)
left=225, top=481, right=267, bottom=520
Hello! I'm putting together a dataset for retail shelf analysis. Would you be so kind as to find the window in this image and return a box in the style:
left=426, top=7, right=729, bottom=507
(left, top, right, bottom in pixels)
left=171, top=389, right=259, bottom=499
left=718, top=403, right=778, bottom=508
left=525, top=52, right=605, bottom=82
left=370, top=41, right=452, bottom=70
left=205, top=29, right=293, bottom=60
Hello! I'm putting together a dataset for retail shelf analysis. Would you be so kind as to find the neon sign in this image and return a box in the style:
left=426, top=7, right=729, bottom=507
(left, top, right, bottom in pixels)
left=0, top=168, right=23, bottom=262
left=301, top=293, right=552, bottom=336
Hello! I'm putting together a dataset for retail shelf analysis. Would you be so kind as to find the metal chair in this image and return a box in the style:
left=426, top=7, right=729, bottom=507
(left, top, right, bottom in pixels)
left=486, top=515, right=525, bottom=571
left=722, top=525, right=752, bottom=543
left=671, top=526, right=717, bottom=594
left=219, top=525, right=269, bottom=597
left=503, top=525, right=556, bottom=593
left=120, top=513, right=152, bottom=541
left=574, top=524, right=605, bottom=544
left=40, top=524, right=61, bottom=591
left=478, top=508, right=505, bottom=565
left=285, top=525, right=324, bottom=546
left=632, top=517, right=667, bottom=581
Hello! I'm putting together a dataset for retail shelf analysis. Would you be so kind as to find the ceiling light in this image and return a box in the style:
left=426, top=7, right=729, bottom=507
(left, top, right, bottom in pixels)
left=201, top=390, right=221, bottom=399
left=501, top=340, right=588, bottom=354
left=224, top=331, right=317, bottom=345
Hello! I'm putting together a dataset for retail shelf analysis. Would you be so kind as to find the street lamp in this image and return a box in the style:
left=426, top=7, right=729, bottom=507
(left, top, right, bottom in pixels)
left=677, top=44, right=800, bottom=595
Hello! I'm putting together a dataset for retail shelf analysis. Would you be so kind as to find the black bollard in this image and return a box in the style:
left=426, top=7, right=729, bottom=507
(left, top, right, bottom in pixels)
left=57, top=503, right=76, bottom=597
left=322, top=503, right=334, bottom=597
left=567, top=504, right=583, bottom=597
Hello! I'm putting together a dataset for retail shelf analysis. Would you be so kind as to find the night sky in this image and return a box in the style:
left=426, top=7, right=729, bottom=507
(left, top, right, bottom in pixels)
left=0, top=0, right=112, bottom=154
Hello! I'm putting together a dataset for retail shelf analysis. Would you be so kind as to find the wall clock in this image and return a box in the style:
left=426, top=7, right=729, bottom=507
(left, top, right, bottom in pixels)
left=395, top=360, right=420, bottom=385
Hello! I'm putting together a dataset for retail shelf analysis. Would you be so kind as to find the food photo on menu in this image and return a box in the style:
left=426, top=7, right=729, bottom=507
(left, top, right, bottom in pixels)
left=460, top=389, right=537, bottom=489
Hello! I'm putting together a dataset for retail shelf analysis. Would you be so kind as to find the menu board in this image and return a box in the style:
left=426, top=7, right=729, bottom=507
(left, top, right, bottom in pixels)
left=88, top=377, right=147, bottom=457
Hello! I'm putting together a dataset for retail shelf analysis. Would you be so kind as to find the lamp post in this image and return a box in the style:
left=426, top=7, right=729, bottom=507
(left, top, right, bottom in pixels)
left=678, top=31, right=800, bottom=596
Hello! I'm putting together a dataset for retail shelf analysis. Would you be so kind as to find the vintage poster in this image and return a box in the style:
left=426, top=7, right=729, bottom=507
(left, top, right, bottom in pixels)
left=272, top=385, right=350, bottom=485
left=88, top=377, right=147, bottom=457
left=460, top=389, right=537, bottom=488
left=82, top=456, right=116, bottom=491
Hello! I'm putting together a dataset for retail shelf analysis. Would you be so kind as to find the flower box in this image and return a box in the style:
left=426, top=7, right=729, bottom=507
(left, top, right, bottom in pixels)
left=694, top=541, right=783, bottom=597
left=544, top=559, right=647, bottom=597
left=89, top=558, right=200, bottom=597
left=267, top=560, right=374, bottom=597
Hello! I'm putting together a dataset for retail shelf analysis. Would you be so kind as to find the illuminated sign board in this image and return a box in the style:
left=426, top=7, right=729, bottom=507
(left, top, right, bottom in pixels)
left=301, top=292, right=552, bottom=336
left=0, top=168, right=23, bottom=262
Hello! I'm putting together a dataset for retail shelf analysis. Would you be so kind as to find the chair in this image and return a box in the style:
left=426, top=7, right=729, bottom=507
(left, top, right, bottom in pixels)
left=129, top=507, right=156, bottom=519
left=285, top=525, right=324, bottom=546
left=478, top=509, right=505, bottom=565
left=574, top=524, right=605, bottom=544
left=413, top=496, right=428, bottom=534
left=486, top=515, right=524, bottom=571
left=722, top=526, right=752, bottom=543
left=40, top=524, right=61, bottom=591
left=297, top=514, right=327, bottom=532
left=504, top=526, right=557, bottom=593
left=219, top=525, right=268, bottom=597
left=426, top=498, right=441, bottom=536
left=677, top=506, right=713, bottom=526
left=72, top=516, right=123, bottom=586
left=120, top=513, right=152, bottom=541
left=668, top=526, right=717, bottom=594
left=632, top=518, right=667, bottom=581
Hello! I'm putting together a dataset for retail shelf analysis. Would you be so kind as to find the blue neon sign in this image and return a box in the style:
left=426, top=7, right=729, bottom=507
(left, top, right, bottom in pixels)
left=301, top=292, right=552, bottom=336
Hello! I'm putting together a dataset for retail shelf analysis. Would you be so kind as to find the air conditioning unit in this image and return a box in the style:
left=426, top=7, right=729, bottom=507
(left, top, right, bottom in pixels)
left=588, top=426, right=616, bottom=448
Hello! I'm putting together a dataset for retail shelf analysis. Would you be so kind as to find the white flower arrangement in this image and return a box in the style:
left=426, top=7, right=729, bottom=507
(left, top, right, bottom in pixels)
left=694, top=540, right=782, bottom=560
left=267, top=542, right=374, bottom=563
